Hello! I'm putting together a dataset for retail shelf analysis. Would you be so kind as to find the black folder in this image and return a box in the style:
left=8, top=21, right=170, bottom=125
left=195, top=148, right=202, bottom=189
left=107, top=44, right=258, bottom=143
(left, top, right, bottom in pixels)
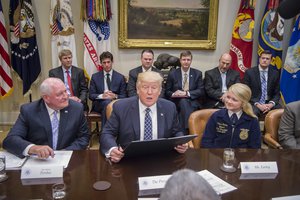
left=123, top=134, right=197, bottom=158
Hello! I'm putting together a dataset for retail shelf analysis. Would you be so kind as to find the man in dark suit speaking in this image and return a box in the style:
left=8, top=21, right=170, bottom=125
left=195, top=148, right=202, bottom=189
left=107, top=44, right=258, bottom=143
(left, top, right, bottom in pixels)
left=3, top=78, right=90, bottom=158
left=100, top=71, right=188, bottom=163
left=49, top=49, right=88, bottom=110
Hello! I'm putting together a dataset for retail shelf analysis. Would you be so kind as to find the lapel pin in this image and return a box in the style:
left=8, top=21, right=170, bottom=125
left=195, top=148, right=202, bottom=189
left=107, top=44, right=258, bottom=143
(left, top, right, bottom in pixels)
left=65, top=110, right=68, bottom=113
left=161, top=113, right=164, bottom=116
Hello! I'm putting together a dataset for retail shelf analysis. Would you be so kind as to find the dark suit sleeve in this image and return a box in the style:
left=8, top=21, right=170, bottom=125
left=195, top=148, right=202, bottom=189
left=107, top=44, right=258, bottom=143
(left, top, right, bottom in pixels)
left=165, top=70, right=176, bottom=98
left=248, top=118, right=261, bottom=148
left=127, top=69, right=137, bottom=97
left=204, top=70, right=222, bottom=101
left=64, top=105, right=90, bottom=150
left=200, top=113, right=218, bottom=148
left=3, top=106, right=34, bottom=158
left=243, top=69, right=258, bottom=104
left=189, top=70, right=204, bottom=100
left=77, top=69, right=88, bottom=103
left=118, top=75, right=128, bottom=99
left=268, top=69, right=280, bottom=104
left=49, top=69, right=55, bottom=77
left=89, top=74, right=100, bottom=101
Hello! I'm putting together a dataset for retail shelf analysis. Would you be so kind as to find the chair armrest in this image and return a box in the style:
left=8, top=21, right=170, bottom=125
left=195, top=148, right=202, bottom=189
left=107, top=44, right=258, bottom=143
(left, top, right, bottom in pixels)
left=264, top=133, right=283, bottom=149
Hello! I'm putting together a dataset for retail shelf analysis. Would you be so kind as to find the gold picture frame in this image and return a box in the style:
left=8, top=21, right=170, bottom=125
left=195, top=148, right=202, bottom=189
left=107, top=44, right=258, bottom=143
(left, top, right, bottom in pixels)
left=119, top=0, right=219, bottom=49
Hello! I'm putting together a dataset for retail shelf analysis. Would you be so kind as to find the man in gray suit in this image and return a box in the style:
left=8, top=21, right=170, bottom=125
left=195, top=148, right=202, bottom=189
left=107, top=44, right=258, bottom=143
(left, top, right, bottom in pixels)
left=101, top=71, right=188, bottom=163
left=49, top=49, right=88, bottom=110
left=3, top=78, right=90, bottom=158
left=127, top=49, right=164, bottom=97
left=278, top=100, right=300, bottom=149
left=204, top=53, right=240, bottom=108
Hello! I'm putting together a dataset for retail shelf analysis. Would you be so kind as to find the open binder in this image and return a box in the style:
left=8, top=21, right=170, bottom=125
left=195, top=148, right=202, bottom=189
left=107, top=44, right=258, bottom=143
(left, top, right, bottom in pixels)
left=123, top=134, right=197, bottom=158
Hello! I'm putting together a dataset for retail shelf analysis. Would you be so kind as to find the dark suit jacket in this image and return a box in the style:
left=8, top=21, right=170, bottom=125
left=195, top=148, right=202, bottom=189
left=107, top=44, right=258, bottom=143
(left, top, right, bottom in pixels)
left=49, top=66, right=88, bottom=104
left=3, top=99, right=90, bottom=158
left=165, top=67, right=204, bottom=102
left=89, top=70, right=127, bottom=112
left=243, top=66, right=280, bottom=105
left=204, top=67, right=240, bottom=107
left=100, top=96, right=184, bottom=154
left=127, top=66, right=164, bottom=97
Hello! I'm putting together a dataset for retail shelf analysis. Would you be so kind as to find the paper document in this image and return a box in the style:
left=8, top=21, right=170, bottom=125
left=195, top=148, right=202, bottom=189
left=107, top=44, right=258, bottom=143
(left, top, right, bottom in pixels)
left=0, top=151, right=27, bottom=170
left=23, top=151, right=73, bottom=169
left=198, top=170, right=237, bottom=195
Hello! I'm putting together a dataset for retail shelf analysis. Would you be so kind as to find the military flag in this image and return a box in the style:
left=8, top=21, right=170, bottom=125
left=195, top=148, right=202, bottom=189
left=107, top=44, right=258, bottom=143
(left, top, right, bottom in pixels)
left=50, top=0, right=77, bottom=68
left=81, top=0, right=112, bottom=78
left=0, top=0, right=13, bottom=99
left=9, top=0, right=41, bottom=95
left=229, top=0, right=255, bottom=79
left=257, top=0, right=284, bottom=69
left=280, top=15, right=300, bottom=104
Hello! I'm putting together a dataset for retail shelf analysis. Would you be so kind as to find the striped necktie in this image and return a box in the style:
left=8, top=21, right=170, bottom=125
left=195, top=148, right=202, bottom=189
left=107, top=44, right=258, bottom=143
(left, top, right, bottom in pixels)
left=51, top=111, right=59, bottom=150
left=259, top=71, right=267, bottom=104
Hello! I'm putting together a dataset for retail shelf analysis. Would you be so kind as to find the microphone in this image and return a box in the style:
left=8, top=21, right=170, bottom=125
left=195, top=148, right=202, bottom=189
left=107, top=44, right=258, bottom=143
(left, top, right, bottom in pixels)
left=278, top=0, right=300, bottom=19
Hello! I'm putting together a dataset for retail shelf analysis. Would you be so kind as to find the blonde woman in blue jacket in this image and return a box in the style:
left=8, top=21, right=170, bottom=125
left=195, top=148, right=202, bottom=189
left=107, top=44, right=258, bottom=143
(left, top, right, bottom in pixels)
left=201, top=83, right=261, bottom=148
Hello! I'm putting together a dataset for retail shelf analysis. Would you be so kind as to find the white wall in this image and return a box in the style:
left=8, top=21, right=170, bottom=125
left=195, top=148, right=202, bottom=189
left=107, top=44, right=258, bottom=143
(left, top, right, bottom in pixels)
left=0, top=0, right=294, bottom=124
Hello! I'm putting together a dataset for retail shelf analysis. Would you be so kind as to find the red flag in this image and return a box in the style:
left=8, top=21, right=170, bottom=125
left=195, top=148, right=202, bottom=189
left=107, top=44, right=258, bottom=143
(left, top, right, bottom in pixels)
left=0, top=0, right=13, bottom=99
left=230, top=0, right=255, bottom=79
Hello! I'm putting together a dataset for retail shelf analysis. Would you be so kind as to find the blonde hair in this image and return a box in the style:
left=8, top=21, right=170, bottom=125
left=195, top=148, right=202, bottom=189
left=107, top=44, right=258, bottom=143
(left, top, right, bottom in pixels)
left=136, top=71, right=163, bottom=89
left=228, top=83, right=257, bottom=118
left=58, top=49, right=72, bottom=60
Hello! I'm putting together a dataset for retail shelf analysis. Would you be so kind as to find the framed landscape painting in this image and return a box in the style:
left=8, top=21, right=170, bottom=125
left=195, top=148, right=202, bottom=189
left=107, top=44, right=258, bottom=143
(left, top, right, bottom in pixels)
left=119, top=0, right=219, bottom=49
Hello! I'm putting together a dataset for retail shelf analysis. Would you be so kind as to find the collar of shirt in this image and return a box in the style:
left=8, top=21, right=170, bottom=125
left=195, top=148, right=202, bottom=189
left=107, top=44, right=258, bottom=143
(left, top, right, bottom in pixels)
left=44, top=102, right=60, bottom=121
left=181, top=68, right=190, bottom=77
left=142, top=66, right=153, bottom=72
left=219, top=69, right=227, bottom=75
left=62, top=66, right=73, bottom=75
left=138, top=99, right=158, bottom=140
left=228, top=110, right=242, bottom=119
left=258, top=65, right=268, bottom=72
left=105, top=70, right=113, bottom=77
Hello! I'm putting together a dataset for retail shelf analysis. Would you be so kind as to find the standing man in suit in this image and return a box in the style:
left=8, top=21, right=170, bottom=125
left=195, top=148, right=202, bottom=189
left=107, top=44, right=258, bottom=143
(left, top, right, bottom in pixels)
left=3, top=78, right=90, bottom=158
left=243, top=50, right=281, bottom=117
left=127, top=49, right=164, bottom=97
left=89, top=51, right=127, bottom=128
left=49, top=49, right=88, bottom=111
left=278, top=100, right=300, bottom=149
left=100, top=71, right=188, bottom=163
left=165, top=50, right=205, bottom=132
left=204, top=53, right=240, bottom=108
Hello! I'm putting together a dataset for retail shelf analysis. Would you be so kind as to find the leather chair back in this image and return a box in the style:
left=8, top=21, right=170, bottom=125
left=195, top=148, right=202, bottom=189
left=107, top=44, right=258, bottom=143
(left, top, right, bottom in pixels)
left=264, top=109, right=284, bottom=149
left=106, top=99, right=119, bottom=120
left=188, top=109, right=218, bottom=148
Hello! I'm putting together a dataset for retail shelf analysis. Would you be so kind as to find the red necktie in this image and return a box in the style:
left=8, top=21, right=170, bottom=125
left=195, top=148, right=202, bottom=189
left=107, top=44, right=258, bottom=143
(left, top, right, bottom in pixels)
left=66, top=70, right=74, bottom=96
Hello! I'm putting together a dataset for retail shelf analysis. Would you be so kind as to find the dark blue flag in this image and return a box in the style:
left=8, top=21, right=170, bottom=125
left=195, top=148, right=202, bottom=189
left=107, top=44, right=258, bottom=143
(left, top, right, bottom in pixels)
left=9, top=0, right=41, bottom=95
left=280, top=15, right=300, bottom=104
left=257, top=0, right=284, bottom=69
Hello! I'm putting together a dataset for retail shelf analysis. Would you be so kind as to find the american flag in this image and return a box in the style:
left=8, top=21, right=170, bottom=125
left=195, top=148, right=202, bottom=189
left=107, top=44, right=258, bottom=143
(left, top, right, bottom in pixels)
left=0, top=0, right=13, bottom=98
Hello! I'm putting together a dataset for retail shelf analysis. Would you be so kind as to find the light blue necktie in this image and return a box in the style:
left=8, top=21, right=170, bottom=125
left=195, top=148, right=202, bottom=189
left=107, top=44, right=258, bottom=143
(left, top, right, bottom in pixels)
left=259, top=71, right=267, bottom=104
left=51, top=111, right=59, bottom=150
left=144, top=108, right=152, bottom=140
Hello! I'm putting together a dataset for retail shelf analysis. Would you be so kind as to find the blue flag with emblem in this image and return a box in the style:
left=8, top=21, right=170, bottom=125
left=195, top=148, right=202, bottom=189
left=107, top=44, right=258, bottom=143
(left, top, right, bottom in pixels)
left=280, top=15, right=300, bottom=104
left=257, top=0, right=284, bottom=69
left=9, top=0, right=41, bottom=95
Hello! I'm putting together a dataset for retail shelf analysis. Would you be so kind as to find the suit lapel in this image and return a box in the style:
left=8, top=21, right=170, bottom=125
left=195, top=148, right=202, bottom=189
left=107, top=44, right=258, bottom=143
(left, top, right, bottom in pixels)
left=176, top=69, right=182, bottom=89
left=188, top=69, right=194, bottom=89
left=99, top=71, right=105, bottom=92
left=255, top=67, right=262, bottom=90
left=57, top=106, right=69, bottom=149
left=70, top=66, right=77, bottom=93
left=132, top=99, right=140, bottom=140
left=39, top=100, right=54, bottom=148
left=157, top=102, right=165, bottom=138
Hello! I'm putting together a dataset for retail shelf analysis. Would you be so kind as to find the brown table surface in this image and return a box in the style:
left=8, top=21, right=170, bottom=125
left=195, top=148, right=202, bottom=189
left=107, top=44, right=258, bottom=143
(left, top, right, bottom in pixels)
left=1, top=148, right=300, bottom=199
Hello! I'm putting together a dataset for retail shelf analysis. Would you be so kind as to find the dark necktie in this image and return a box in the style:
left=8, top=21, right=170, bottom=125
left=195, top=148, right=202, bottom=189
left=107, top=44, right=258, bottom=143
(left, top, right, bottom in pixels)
left=259, top=71, right=267, bottom=104
left=144, top=108, right=152, bottom=140
left=230, top=113, right=238, bottom=126
left=66, top=70, right=74, bottom=96
left=106, top=73, right=111, bottom=90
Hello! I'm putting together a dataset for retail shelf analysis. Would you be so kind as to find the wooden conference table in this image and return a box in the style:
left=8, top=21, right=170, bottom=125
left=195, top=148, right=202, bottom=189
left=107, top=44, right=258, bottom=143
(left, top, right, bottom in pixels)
left=0, top=148, right=300, bottom=199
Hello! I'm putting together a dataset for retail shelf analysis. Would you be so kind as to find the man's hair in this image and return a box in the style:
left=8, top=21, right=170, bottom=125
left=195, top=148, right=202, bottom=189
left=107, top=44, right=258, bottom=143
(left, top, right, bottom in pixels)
left=40, top=77, right=64, bottom=96
left=58, top=49, right=72, bottom=60
left=100, top=51, right=114, bottom=62
left=180, top=50, right=193, bottom=59
left=141, top=49, right=154, bottom=58
left=160, top=169, right=221, bottom=200
left=260, top=50, right=272, bottom=56
left=136, top=71, right=163, bottom=88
